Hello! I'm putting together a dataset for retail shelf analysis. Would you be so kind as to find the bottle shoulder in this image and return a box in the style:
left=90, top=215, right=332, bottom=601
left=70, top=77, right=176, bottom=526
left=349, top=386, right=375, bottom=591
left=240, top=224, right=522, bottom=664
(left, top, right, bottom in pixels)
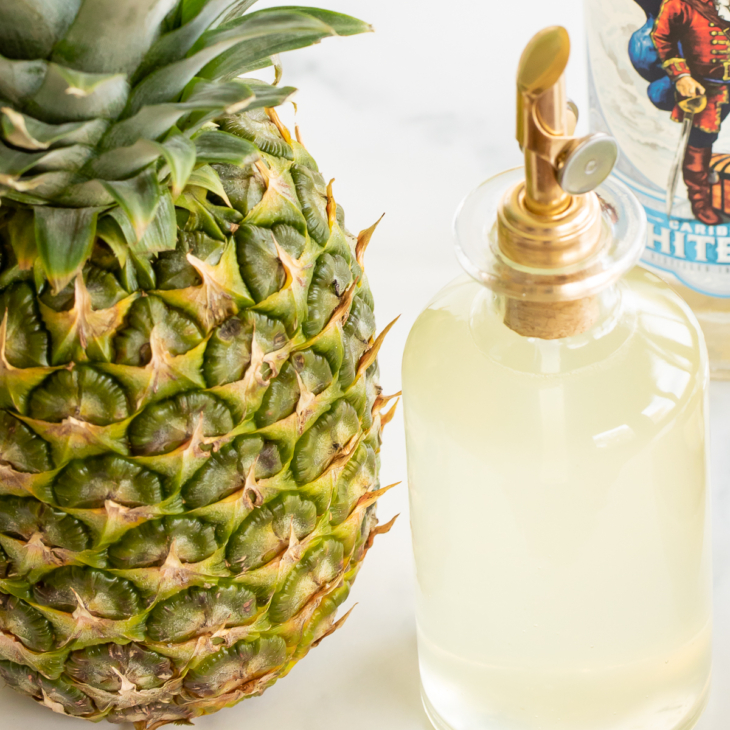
left=403, top=266, right=708, bottom=424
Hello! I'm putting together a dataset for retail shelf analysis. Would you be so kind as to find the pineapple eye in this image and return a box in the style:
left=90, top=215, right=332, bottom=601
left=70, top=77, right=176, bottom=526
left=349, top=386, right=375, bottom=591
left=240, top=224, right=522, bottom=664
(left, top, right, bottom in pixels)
left=211, top=162, right=266, bottom=217
left=0, top=412, right=52, bottom=473
left=183, top=635, right=287, bottom=698
left=155, top=231, right=225, bottom=290
left=303, top=253, right=353, bottom=338
left=226, top=494, right=318, bottom=573
left=32, top=566, right=142, bottom=620
left=114, top=295, right=203, bottom=366
left=291, top=348, right=334, bottom=396
left=0, top=496, right=90, bottom=554
left=291, top=400, right=360, bottom=485
left=255, top=361, right=300, bottom=428
left=340, top=294, right=377, bottom=388
left=219, top=110, right=294, bottom=160
left=182, top=436, right=282, bottom=509
left=28, top=367, right=129, bottom=426
left=290, top=164, right=330, bottom=245
left=107, top=516, right=219, bottom=569
left=145, top=583, right=257, bottom=643
left=203, top=314, right=253, bottom=387
left=0, top=282, right=48, bottom=368
left=268, top=538, right=345, bottom=623
left=235, top=224, right=287, bottom=303
left=272, top=223, right=306, bottom=259
left=128, top=392, right=234, bottom=457
left=66, top=643, right=174, bottom=692
left=329, top=443, right=377, bottom=526
left=53, top=455, right=165, bottom=509
left=0, top=594, right=55, bottom=652
left=0, top=662, right=95, bottom=718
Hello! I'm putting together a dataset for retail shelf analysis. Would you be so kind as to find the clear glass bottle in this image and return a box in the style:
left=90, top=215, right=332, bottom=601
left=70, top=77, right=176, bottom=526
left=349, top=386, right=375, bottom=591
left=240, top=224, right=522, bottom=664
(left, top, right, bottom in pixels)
left=585, top=0, right=730, bottom=378
left=403, top=28, right=712, bottom=730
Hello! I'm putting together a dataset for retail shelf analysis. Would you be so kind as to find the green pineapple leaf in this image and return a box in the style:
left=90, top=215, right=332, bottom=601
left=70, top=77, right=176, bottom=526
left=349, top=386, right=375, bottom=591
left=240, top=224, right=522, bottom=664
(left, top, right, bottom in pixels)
left=102, top=168, right=161, bottom=241
left=34, top=206, right=99, bottom=293
left=158, top=134, right=197, bottom=198
left=51, top=0, right=181, bottom=77
left=0, top=107, right=108, bottom=151
left=275, top=7, right=373, bottom=36
left=193, top=129, right=258, bottom=166
left=128, top=10, right=331, bottom=114
left=135, top=0, right=256, bottom=80
left=24, top=63, right=129, bottom=124
left=131, top=190, right=177, bottom=254
left=187, top=164, right=232, bottom=206
left=0, top=1, right=80, bottom=60
left=196, top=9, right=335, bottom=80
left=0, top=55, right=47, bottom=106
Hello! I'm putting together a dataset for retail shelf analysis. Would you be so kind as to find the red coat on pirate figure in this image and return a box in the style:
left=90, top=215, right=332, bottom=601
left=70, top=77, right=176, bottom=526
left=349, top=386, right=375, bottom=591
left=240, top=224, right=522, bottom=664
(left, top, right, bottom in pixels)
left=653, top=0, right=730, bottom=224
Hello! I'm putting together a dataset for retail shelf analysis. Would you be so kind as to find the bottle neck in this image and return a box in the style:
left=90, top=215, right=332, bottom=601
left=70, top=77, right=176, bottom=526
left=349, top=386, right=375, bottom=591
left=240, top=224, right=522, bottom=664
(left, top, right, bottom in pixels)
left=469, top=281, right=631, bottom=377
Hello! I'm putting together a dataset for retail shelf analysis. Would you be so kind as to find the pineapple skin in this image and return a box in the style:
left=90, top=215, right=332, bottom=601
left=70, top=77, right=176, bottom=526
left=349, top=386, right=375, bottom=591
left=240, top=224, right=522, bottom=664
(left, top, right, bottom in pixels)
left=0, top=107, right=395, bottom=728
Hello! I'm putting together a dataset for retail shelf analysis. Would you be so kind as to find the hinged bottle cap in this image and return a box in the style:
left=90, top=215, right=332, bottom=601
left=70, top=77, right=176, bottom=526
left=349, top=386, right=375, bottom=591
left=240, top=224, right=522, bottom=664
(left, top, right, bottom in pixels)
left=455, top=27, right=646, bottom=339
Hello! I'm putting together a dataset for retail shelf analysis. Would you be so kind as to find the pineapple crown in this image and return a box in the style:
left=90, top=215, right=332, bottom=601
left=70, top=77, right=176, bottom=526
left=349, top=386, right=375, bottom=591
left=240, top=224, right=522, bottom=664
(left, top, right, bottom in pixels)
left=0, top=0, right=370, bottom=292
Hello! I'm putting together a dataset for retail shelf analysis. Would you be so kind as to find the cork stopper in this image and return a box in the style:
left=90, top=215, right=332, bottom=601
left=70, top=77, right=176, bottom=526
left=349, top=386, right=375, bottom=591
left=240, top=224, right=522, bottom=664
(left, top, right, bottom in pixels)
left=504, top=297, right=599, bottom=340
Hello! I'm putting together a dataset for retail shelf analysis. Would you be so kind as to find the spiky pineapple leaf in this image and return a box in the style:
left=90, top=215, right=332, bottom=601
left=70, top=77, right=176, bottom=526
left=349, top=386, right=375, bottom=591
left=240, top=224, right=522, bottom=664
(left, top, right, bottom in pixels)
left=52, top=0, right=179, bottom=77
left=196, top=9, right=335, bottom=80
left=0, top=55, right=46, bottom=107
left=24, top=63, right=129, bottom=124
left=135, top=0, right=252, bottom=80
left=275, top=7, right=373, bottom=36
left=34, top=206, right=99, bottom=293
left=0, top=1, right=80, bottom=60
left=0, top=140, right=47, bottom=176
left=242, top=79, right=297, bottom=109
left=0, top=107, right=108, bottom=151
left=96, top=214, right=131, bottom=267
left=187, top=164, right=232, bottom=206
left=193, top=129, right=258, bottom=166
left=88, top=138, right=162, bottom=180
left=127, top=10, right=331, bottom=115
left=102, top=168, right=161, bottom=242
left=158, top=134, right=197, bottom=198
left=99, top=79, right=256, bottom=152
left=132, top=190, right=177, bottom=254
left=6, top=209, right=37, bottom=270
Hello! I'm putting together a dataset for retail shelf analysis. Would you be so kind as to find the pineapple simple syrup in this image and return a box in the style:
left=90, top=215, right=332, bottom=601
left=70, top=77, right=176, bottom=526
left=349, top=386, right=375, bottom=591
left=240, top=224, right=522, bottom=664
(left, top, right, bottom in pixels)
left=403, top=28, right=713, bottom=730
left=586, top=0, right=730, bottom=377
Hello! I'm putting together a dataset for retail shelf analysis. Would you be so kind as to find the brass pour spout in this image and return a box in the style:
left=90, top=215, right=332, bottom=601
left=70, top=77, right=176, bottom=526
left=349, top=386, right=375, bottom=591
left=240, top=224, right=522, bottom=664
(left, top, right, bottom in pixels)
left=499, top=27, right=619, bottom=337
left=517, top=26, right=573, bottom=217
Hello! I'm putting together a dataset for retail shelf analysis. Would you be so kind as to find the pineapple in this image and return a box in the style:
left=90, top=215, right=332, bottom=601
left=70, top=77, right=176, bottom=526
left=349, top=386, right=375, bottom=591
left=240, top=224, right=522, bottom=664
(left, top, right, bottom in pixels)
left=0, top=2, right=398, bottom=727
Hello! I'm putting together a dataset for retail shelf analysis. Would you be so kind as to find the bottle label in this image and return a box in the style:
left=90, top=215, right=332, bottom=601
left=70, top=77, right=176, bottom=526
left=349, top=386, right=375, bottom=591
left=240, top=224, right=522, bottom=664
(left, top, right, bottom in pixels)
left=587, top=0, right=730, bottom=297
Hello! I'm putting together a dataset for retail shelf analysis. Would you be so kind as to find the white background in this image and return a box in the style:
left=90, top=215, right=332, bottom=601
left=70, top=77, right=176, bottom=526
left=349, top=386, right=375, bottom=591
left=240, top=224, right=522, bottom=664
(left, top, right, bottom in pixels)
left=2, top=1, right=728, bottom=728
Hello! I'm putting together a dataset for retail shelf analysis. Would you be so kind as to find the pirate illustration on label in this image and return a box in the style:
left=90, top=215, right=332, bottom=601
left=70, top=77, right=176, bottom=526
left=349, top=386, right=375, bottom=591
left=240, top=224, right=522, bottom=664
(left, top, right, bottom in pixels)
left=629, top=0, right=730, bottom=224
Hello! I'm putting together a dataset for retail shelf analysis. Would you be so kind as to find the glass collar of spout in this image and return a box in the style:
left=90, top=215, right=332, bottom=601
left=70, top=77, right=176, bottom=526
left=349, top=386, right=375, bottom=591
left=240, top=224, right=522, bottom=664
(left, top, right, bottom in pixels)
left=454, top=168, right=646, bottom=303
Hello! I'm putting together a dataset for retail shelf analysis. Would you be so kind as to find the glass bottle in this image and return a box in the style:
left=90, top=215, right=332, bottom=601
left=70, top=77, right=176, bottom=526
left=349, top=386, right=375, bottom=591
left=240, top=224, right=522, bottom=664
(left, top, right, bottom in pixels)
left=585, top=0, right=730, bottom=378
left=403, top=28, right=712, bottom=730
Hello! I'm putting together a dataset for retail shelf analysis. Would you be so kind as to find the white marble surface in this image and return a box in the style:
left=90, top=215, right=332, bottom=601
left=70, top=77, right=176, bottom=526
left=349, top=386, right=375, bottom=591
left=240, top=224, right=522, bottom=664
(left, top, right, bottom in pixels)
left=0, top=1, right=728, bottom=728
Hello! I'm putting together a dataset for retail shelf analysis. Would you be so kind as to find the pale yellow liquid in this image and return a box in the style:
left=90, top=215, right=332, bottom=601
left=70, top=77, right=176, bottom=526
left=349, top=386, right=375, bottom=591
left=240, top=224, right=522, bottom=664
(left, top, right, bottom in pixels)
left=663, top=281, right=730, bottom=382
left=403, top=267, right=712, bottom=730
